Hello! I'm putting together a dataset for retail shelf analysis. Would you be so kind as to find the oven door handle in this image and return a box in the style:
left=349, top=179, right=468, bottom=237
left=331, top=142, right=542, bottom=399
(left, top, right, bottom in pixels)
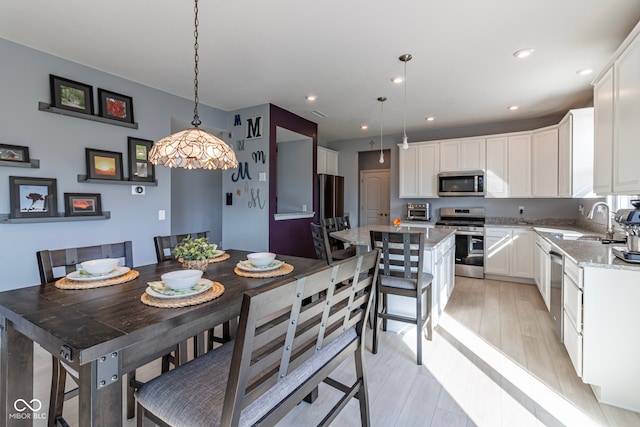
left=455, top=230, right=484, bottom=236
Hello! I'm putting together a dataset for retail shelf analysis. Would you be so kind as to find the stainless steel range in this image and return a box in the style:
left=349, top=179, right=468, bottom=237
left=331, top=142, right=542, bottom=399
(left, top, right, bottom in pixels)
left=436, top=207, right=485, bottom=278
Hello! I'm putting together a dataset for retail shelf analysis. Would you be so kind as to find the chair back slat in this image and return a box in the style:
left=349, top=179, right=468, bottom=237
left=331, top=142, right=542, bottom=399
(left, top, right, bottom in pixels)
left=153, top=231, right=210, bottom=262
left=220, top=249, right=379, bottom=426
left=370, top=230, right=425, bottom=280
left=36, top=241, right=133, bottom=284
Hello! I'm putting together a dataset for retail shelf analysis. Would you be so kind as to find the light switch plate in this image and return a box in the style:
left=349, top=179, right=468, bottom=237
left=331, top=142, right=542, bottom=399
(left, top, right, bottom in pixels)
left=259, top=172, right=266, bottom=182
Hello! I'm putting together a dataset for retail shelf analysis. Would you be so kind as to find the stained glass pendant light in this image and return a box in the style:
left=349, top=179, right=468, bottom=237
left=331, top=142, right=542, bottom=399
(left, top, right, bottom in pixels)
left=378, top=97, right=386, bottom=163
left=400, top=54, right=412, bottom=149
left=149, top=0, right=238, bottom=170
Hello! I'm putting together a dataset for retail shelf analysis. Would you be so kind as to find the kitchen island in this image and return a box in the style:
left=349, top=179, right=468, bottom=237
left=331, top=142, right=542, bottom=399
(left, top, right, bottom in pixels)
left=331, top=225, right=456, bottom=331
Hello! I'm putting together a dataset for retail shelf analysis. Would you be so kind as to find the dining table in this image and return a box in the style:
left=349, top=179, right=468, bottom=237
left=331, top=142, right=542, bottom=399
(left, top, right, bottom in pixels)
left=0, top=249, right=325, bottom=427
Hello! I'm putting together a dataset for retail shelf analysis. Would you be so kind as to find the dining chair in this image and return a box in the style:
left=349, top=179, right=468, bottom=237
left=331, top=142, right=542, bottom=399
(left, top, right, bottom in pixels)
left=310, top=222, right=356, bottom=264
left=153, top=231, right=231, bottom=352
left=153, top=231, right=210, bottom=262
left=135, top=249, right=380, bottom=427
left=335, top=214, right=352, bottom=230
left=369, top=230, right=433, bottom=365
left=36, top=241, right=144, bottom=424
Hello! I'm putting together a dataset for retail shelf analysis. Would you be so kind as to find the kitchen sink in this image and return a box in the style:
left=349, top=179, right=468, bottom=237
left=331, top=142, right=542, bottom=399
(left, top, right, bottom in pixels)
left=577, top=235, right=604, bottom=241
left=533, top=227, right=604, bottom=241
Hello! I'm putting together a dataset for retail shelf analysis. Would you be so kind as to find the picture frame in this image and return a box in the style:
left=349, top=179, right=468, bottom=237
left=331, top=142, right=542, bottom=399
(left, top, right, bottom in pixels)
left=97, top=88, right=134, bottom=123
left=127, top=137, right=155, bottom=182
left=50, top=74, right=94, bottom=115
left=9, top=176, right=58, bottom=219
left=64, top=192, right=102, bottom=217
left=86, top=148, right=124, bottom=181
left=0, top=143, right=30, bottom=163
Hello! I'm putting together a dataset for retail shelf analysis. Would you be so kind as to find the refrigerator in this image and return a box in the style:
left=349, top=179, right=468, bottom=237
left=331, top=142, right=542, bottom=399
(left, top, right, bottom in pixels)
left=318, top=174, right=344, bottom=219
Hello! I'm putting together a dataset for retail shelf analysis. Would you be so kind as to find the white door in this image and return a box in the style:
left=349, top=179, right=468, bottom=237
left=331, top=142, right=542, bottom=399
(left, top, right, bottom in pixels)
left=360, top=169, right=390, bottom=226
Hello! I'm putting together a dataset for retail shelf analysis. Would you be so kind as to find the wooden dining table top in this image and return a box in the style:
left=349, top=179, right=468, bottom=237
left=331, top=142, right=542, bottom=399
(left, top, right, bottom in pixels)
left=0, top=249, right=326, bottom=367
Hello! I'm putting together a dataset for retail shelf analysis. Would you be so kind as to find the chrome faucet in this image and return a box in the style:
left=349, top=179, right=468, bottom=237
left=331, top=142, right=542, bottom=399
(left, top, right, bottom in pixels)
left=587, top=202, right=614, bottom=239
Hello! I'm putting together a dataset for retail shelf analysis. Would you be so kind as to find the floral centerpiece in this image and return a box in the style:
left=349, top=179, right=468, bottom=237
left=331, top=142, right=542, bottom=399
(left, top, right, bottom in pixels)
left=173, top=235, right=218, bottom=271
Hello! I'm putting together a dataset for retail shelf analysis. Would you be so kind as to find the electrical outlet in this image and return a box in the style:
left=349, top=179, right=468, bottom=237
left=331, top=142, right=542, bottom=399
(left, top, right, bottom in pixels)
left=131, top=185, right=145, bottom=195
left=518, top=206, right=524, bottom=215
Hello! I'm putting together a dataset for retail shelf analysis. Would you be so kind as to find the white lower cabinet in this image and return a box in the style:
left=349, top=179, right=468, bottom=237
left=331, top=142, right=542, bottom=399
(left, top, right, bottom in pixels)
left=485, top=227, right=534, bottom=279
left=534, top=235, right=551, bottom=310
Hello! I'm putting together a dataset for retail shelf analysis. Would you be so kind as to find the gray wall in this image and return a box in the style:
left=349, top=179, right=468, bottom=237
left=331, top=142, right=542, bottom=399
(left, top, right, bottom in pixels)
left=221, top=104, right=270, bottom=251
left=276, top=139, right=313, bottom=213
left=0, top=39, right=227, bottom=289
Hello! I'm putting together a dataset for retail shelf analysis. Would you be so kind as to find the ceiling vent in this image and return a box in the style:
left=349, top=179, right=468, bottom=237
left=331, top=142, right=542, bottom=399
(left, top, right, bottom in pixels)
left=310, top=110, right=328, bottom=119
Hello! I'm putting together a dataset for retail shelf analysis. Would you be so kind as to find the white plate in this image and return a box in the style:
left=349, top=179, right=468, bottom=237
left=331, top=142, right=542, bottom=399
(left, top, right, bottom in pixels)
left=210, top=250, right=226, bottom=259
left=236, top=259, right=284, bottom=272
left=66, top=266, right=130, bottom=282
left=145, top=278, right=213, bottom=299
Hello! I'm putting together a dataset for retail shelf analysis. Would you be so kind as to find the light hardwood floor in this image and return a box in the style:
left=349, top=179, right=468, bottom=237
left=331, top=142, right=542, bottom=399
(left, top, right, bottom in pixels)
left=30, top=277, right=640, bottom=426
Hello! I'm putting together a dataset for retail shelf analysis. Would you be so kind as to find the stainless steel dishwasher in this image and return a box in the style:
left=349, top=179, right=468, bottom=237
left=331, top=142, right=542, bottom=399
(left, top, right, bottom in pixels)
left=549, top=251, right=563, bottom=340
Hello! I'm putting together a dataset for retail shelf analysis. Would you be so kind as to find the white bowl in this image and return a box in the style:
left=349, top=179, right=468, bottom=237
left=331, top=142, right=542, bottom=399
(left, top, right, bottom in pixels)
left=247, top=252, right=276, bottom=267
left=80, top=258, right=119, bottom=275
left=161, top=269, right=203, bottom=290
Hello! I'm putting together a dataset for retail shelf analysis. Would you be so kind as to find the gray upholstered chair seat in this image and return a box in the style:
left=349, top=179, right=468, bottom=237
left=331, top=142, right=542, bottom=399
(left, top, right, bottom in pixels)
left=135, top=342, right=234, bottom=427
left=331, top=245, right=357, bottom=260
left=136, top=328, right=357, bottom=427
left=240, top=328, right=357, bottom=426
left=380, top=273, right=433, bottom=291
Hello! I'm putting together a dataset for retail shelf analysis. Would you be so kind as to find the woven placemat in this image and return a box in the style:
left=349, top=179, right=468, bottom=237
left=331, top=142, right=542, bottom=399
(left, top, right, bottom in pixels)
left=234, top=263, right=294, bottom=278
left=140, top=281, right=225, bottom=308
left=55, top=270, right=140, bottom=289
left=208, top=253, right=230, bottom=263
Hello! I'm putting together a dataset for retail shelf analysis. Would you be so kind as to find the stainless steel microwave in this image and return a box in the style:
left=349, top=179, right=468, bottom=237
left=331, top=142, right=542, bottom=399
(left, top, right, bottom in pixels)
left=438, top=171, right=485, bottom=197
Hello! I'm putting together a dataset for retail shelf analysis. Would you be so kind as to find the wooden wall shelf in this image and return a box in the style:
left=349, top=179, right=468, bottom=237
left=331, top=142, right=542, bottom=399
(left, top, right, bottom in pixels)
left=77, top=175, right=158, bottom=186
left=39, top=102, right=139, bottom=129
left=0, top=212, right=111, bottom=224
left=0, top=159, right=40, bottom=168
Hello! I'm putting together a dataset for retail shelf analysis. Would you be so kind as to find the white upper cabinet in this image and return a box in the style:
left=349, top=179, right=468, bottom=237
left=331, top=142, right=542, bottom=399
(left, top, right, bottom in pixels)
left=485, top=136, right=509, bottom=198
left=593, top=68, right=614, bottom=195
left=593, top=22, right=640, bottom=195
left=439, top=138, right=485, bottom=172
left=531, top=127, right=559, bottom=197
left=317, top=146, right=338, bottom=175
left=558, top=108, right=594, bottom=197
left=507, top=134, right=532, bottom=198
left=613, top=32, right=640, bottom=193
left=398, top=143, right=440, bottom=198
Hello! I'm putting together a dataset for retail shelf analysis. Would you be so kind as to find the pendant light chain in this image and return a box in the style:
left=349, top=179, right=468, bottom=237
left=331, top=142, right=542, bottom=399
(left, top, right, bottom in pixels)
left=192, top=0, right=201, bottom=127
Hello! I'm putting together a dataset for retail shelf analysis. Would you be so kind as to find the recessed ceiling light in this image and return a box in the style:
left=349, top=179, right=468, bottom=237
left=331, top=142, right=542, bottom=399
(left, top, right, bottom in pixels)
left=425, top=116, right=435, bottom=122
left=391, top=76, right=404, bottom=84
left=576, top=68, right=593, bottom=76
left=306, top=95, right=317, bottom=101
left=513, top=48, right=535, bottom=59
left=508, top=105, right=519, bottom=111
left=361, top=125, right=368, bottom=130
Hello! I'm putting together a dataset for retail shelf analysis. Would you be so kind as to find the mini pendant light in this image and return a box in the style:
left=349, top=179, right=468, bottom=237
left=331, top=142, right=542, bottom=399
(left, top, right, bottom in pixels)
left=378, top=97, right=386, bottom=164
left=400, top=54, right=412, bottom=150
left=149, top=0, right=238, bottom=170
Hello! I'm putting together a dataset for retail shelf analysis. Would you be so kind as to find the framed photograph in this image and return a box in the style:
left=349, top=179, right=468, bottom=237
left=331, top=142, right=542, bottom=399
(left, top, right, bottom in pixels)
left=64, top=192, right=102, bottom=217
left=50, top=74, right=94, bottom=115
left=0, top=144, right=30, bottom=163
left=86, top=148, right=124, bottom=181
left=127, top=137, right=155, bottom=182
left=9, top=176, right=58, bottom=218
left=98, top=88, right=134, bottom=123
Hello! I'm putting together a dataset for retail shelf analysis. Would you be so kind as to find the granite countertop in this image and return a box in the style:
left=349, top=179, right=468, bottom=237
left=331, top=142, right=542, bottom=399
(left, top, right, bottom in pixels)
left=535, top=230, right=640, bottom=272
left=331, top=225, right=455, bottom=248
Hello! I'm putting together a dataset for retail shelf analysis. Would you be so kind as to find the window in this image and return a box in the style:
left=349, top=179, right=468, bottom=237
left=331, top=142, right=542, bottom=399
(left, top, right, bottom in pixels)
left=607, top=195, right=638, bottom=211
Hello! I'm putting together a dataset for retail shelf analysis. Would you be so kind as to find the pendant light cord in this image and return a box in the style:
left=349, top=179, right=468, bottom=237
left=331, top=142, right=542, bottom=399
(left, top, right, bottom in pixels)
left=403, top=60, right=407, bottom=139
left=192, top=0, right=201, bottom=128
